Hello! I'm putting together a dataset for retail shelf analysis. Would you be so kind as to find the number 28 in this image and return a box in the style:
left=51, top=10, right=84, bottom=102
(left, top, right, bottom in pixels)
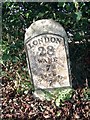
left=38, top=46, right=55, bottom=56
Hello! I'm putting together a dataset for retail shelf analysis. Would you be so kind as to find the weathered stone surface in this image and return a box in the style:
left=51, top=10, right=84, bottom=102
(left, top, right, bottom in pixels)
left=25, top=19, right=71, bottom=98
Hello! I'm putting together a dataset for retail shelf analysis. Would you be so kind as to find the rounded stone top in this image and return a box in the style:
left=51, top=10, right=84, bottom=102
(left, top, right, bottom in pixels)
left=25, top=19, right=67, bottom=40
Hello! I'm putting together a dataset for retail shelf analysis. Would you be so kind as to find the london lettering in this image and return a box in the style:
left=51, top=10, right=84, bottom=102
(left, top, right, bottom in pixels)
left=28, top=36, right=62, bottom=49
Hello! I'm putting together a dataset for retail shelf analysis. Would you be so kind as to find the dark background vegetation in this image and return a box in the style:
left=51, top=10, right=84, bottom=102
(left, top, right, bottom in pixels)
left=1, top=2, right=90, bottom=120
left=2, top=2, right=90, bottom=89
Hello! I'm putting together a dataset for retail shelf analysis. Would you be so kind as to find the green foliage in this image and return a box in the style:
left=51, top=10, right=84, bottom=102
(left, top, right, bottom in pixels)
left=55, top=88, right=72, bottom=106
left=84, top=88, right=90, bottom=100
left=34, top=88, right=72, bottom=103
left=2, top=2, right=90, bottom=94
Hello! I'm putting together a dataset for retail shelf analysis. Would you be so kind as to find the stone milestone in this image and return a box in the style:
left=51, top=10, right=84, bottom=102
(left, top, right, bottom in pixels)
left=25, top=19, right=71, bottom=98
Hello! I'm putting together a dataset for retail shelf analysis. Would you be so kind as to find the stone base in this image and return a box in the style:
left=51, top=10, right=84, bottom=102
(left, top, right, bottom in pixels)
left=33, top=87, right=72, bottom=101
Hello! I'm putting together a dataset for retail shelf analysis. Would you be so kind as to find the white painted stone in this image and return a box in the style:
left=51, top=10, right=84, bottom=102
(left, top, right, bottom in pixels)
left=24, top=19, right=71, bottom=99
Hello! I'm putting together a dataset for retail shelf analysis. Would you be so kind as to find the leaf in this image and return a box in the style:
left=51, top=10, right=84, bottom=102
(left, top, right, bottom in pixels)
left=55, top=88, right=72, bottom=106
left=26, top=13, right=29, bottom=18
left=75, top=10, right=82, bottom=21
left=74, top=32, right=81, bottom=41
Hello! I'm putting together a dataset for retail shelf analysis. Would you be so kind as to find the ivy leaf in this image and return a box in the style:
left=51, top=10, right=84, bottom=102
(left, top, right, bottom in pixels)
left=75, top=10, right=82, bottom=21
